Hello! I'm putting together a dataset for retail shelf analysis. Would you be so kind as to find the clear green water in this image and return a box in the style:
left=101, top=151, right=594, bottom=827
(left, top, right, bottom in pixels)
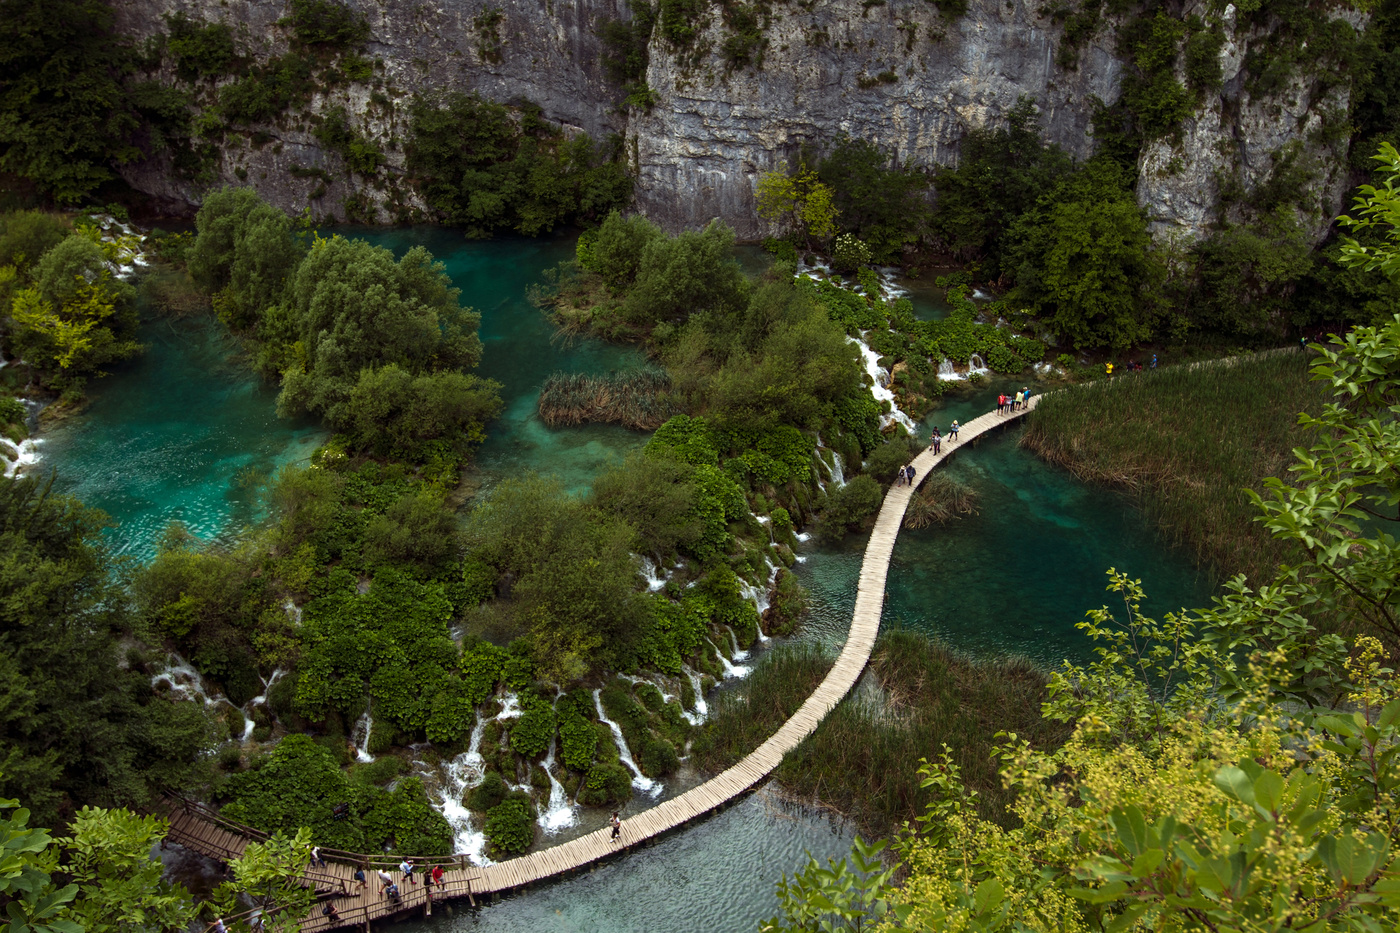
left=39, top=314, right=326, bottom=560
left=37, top=229, right=1217, bottom=932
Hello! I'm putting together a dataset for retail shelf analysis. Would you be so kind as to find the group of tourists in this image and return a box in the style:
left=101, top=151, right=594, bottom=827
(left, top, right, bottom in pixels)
left=996, top=388, right=1031, bottom=414
left=893, top=464, right=917, bottom=486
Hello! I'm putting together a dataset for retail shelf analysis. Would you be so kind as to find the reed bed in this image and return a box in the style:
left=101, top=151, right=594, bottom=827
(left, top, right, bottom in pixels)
left=537, top=369, right=678, bottom=430
left=905, top=473, right=980, bottom=529
left=1021, top=351, right=1331, bottom=583
left=695, top=632, right=1067, bottom=836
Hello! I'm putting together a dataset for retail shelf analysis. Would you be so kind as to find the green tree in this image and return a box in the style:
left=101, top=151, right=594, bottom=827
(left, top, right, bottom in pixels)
left=755, top=165, right=839, bottom=242
left=622, top=220, right=749, bottom=327
left=1340, top=141, right=1400, bottom=283
left=817, top=138, right=932, bottom=264
left=0, top=476, right=215, bottom=826
left=0, top=0, right=140, bottom=203
left=210, top=828, right=314, bottom=933
left=187, top=187, right=303, bottom=330
left=1007, top=160, right=1163, bottom=348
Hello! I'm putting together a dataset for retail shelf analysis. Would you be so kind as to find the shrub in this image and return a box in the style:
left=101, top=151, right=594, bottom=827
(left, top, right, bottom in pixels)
left=821, top=474, right=882, bottom=537
left=483, top=794, right=535, bottom=854
left=639, top=737, right=679, bottom=777
left=508, top=695, right=556, bottom=759
left=577, top=762, right=633, bottom=807
left=283, top=0, right=370, bottom=48
left=466, top=770, right=507, bottom=812
left=165, top=12, right=236, bottom=81
left=558, top=701, right=598, bottom=771
left=831, top=233, right=871, bottom=272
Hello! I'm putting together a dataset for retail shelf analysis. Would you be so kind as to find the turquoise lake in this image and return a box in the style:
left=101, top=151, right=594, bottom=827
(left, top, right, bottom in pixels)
left=38, top=227, right=1216, bottom=932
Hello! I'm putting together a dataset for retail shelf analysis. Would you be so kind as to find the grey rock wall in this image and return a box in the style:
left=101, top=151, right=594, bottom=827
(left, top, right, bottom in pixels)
left=111, top=0, right=1361, bottom=245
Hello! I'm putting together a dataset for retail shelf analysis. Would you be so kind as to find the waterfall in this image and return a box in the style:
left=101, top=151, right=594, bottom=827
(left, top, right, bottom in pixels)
left=434, top=712, right=492, bottom=864
left=537, top=737, right=579, bottom=833
left=350, top=708, right=375, bottom=763
left=829, top=452, right=846, bottom=487
left=593, top=690, right=661, bottom=797
left=848, top=335, right=917, bottom=432
left=725, top=625, right=750, bottom=663
left=968, top=353, right=987, bottom=372
left=242, top=670, right=285, bottom=743
left=1, top=436, right=42, bottom=479
left=638, top=556, right=668, bottom=593
left=682, top=667, right=709, bottom=724
left=938, top=359, right=956, bottom=379
left=151, top=654, right=222, bottom=708
left=795, top=532, right=812, bottom=543
left=704, top=638, right=750, bottom=679
left=282, top=599, right=302, bottom=625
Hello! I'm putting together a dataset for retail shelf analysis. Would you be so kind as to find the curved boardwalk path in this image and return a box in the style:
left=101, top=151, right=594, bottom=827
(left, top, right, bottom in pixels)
left=164, top=397, right=1040, bottom=932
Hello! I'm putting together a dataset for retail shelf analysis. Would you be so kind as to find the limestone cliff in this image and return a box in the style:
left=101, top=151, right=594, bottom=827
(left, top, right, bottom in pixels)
left=110, top=0, right=1362, bottom=245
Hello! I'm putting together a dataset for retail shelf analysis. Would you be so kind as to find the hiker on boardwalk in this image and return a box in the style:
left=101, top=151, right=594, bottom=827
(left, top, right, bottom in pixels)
left=1152, top=354, right=1158, bottom=368
left=376, top=869, right=393, bottom=896
left=386, top=882, right=401, bottom=904
left=322, top=903, right=341, bottom=924
left=610, top=812, right=622, bottom=842
left=310, top=846, right=326, bottom=869
left=1106, top=362, right=1114, bottom=376
left=400, top=858, right=416, bottom=885
left=949, top=420, right=960, bottom=441
left=905, top=465, right=916, bottom=485
left=929, top=428, right=941, bottom=455
left=353, top=868, right=366, bottom=894
left=430, top=865, right=444, bottom=888
left=997, top=393, right=1006, bottom=414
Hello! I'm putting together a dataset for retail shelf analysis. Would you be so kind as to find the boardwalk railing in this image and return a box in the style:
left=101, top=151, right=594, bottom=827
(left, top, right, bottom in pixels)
left=163, top=397, right=1040, bottom=931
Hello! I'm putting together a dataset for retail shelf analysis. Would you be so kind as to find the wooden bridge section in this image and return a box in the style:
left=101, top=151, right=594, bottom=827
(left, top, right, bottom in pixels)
left=164, top=398, right=1039, bottom=931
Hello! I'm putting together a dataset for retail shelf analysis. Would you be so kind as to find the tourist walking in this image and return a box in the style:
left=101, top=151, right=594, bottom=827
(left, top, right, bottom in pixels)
left=400, top=858, right=416, bottom=885
left=353, top=868, right=367, bottom=893
left=949, top=420, right=960, bottom=441
left=1106, top=362, right=1114, bottom=376
left=322, top=903, right=341, bottom=924
left=431, top=865, right=444, bottom=888
left=997, top=393, right=1005, bottom=414
left=376, top=869, right=393, bottom=896
left=1021, top=388, right=1030, bottom=410
left=610, top=812, right=622, bottom=842
left=1151, top=354, right=1158, bottom=368
left=930, top=428, right=941, bottom=454
left=310, top=846, right=326, bottom=869
left=904, top=465, right=915, bottom=485
left=386, top=882, right=401, bottom=904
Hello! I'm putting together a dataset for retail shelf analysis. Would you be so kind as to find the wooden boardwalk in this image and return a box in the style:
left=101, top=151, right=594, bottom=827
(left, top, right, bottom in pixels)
left=164, top=396, right=1040, bottom=931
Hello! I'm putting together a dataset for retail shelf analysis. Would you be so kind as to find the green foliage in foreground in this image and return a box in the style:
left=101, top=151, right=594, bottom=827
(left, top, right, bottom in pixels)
left=1, top=790, right=309, bottom=933
left=406, top=93, right=631, bottom=237
left=1023, top=351, right=1331, bottom=584
left=220, top=734, right=453, bottom=855
left=483, top=794, right=535, bottom=855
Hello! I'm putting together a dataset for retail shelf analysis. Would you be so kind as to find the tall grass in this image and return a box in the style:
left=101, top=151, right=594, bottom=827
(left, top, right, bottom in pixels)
left=1022, top=352, right=1331, bottom=583
left=905, top=473, right=980, bottom=529
left=694, top=632, right=1068, bottom=837
left=537, top=369, right=677, bottom=429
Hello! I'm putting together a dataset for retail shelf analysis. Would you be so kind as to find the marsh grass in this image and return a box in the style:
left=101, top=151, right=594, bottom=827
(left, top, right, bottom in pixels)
left=1022, top=352, right=1331, bottom=583
left=905, top=473, right=980, bottom=529
left=537, top=369, right=678, bottom=429
left=694, top=631, right=1068, bottom=837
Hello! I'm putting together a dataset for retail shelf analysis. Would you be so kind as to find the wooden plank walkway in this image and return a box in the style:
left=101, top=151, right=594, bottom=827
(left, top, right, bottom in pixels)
left=165, top=396, right=1040, bottom=931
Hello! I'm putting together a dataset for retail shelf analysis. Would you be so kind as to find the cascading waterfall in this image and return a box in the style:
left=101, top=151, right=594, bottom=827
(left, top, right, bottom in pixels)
left=638, top=556, right=668, bottom=592
left=1, top=437, right=42, bottom=479
left=682, top=667, right=709, bottom=725
left=829, top=451, right=846, bottom=487
left=938, top=359, right=956, bottom=379
left=704, top=637, right=750, bottom=679
left=350, top=708, right=375, bottom=763
left=538, top=737, right=579, bottom=833
left=725, top=625, right=750, bottom=662
left=968, top=353, right=987, bottom=373
left=593, top=690, right=661, bottom=797
left=151, top=654, right=221, bottom=707
left=282, top=599, right=302, bottom=625
left=435, top=714, right=491, bottom=864
left=242, top=670, right=285, bottom=742
left=848, top=336, right=917, bottom=432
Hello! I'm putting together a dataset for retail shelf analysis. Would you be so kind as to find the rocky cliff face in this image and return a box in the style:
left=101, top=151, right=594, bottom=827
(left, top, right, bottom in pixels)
left=111, top=0, right=1360, bottom=245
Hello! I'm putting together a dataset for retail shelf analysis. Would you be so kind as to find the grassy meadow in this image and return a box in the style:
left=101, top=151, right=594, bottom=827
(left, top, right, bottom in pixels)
left=1022, top=351, right=1332, bottom=584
